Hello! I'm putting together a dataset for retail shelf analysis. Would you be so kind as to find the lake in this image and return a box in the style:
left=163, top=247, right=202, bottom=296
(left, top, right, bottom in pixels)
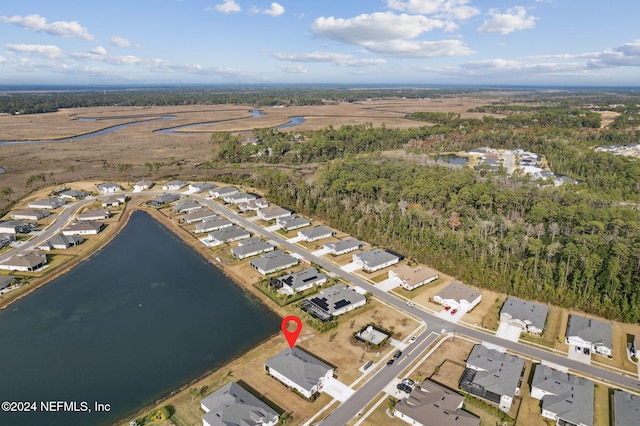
left=436, top=154, right=468, bottom=166
left=0, top=211, right=280, bottom=425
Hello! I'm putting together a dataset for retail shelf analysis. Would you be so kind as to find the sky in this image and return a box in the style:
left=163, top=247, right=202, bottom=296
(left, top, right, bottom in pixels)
left=1, top=0, right=639, bottom=87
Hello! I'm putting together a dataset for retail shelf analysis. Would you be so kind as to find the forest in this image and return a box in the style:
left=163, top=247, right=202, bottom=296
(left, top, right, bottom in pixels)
left=208, top=99, right=640, bottom=322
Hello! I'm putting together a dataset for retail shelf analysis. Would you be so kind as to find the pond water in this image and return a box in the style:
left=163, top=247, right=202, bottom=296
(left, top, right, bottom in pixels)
left=436, top=155, right=468, bottom=166
left=0, top=211, right=279, bottom=425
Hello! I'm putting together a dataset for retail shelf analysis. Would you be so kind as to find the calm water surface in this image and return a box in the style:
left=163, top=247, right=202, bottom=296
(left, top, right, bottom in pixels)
left=0, top=211, right=279, bottom=425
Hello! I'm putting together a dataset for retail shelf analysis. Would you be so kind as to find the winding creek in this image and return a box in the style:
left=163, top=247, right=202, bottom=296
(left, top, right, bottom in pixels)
left=0, top=109, right=305, bottom=145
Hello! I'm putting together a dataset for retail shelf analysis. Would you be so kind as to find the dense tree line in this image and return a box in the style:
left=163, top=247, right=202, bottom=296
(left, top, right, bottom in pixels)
left=238, top=157, right=640, bottom=322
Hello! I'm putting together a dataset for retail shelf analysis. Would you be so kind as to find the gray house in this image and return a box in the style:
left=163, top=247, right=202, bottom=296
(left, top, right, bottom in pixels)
left=323, top=238, right=364, bottom=256
left=231, top=238, right=274, bottom=260
left=196, top=217, right=233, bottom=234
left=208, top=225, right=251, bottom=245
left=612, top=390, right=640, bottom=426
left=0, top=220, right=36, bottom=234
left=172, top=199, right=201, bottom=213
left=257, top=206, right=292, bottom=221
left=77, top=209, right=111, bottom=221
left=531, top=364, right=594, bottom=426
left=249, top=250, right=299, bottom=275
left=565, top=314, right=612, bottom=357
left=303, top=283, right=366, bottom=321
left=209, top=187, right=239, bottom=198
left=298, top=226, right=335, bottom=243
left=11, top=209, right=50, bottom=221
left=460, top=345, right=525, bottom=412
left=264, top=347, right=334, bottom=399
left=200, top=381, right=279, bottom=426
left=38, top=235, right=84, bottom=251
left=189, top=182, right=216, bottom=193
left=0, top=252, right=48, bottom=272
left=273, top=267, right=328, bottom=295
left=500, top=296, right=549, bottom=335
left=182, top=209, right=218, bottom=224
left=58, top=189, right=88, bottom=200
left=277, top=215, right=311, bottom=232
left=147, top=193, right=180, bottom=207
left=352, top=248, right=400, bottom=272
left=96, top=182, right=122, bottom=193
left=0, top=233, right=16, bottom=248
left=161, top=180, right=188, bottom=191
left=28, top=197, right=65, bottom=209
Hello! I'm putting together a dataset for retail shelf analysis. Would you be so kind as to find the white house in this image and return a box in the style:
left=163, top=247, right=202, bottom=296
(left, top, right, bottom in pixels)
left=298, top=226, right=335, bottom=243
left=223, top=192, right=258, bottom=205
left=264, top=347, right=334, bottom=399
left=249, top=250, right=299, bottom=275
left=196, top=217, right=232, bottom=234
left=189, top=182, right=215, bottom=193
left=162, top=180, right=188, bottom=191
left=77, top=209, right=111, bottom=221
left=565, top=314, right=612, bottom=357
left=304, top=283, right=367, bottom=318
left=500, top=297, right=549, bottom=335
left=433, top=282, right=482, bottom=312
left=11, top=209, right=50, bottom=221
left=0, top=251, right=48, bottom=272
left=58, top=189, right=88, bottom=200
left=38, top=235, right=84, bottom=251
left=352, top=249, right=400, bottom=272
left=323, top=238, right=364, bottom=256
left=62, top=221, right=105, bottom=236
left=133, top=180, right=154, bottom=191
left=209, top=187, right=239, bottom=198
left=230, top=238, right=274, bottom=260
left=238, top=198, right=268, bottom=212
left=277, top=215, right=311, bottom=232
left=274, top=267, right=328, bottom=295
left=207, top=225, right=251, bottom=246
left=96, top=182, right=122, bottom=194
left=28, top=197, right=65, bottom=210
left=0, top=220, right=36, bottom=234
left=101, top=194, right=127, bottom=207
left=257, top=206, right=292, bottom=221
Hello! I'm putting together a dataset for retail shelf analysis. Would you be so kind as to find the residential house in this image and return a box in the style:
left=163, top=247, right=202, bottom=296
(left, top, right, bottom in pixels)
left=257, top=206, right=292, bottom=221
left=303, top=283, right=366, bottom=321
left=531, top=364, right=594, bottom=426
left=196, top=217, right=233, bottom=234
left=146, top=193, right=180, bottom=207
left=181, top=209, right=217, bottom=224
left=500, top=297, right=549, bottom=335
left=209, top=187, right=239, bottom=198
left=433, top=282, right=482, bottom=312
left=133, top=180, right=154, bottom=191
left=28, top=197, right=65, bottom=210
left=223, top=192, right=258, bottom=205
left=101, top=194, right=127, bottom=207
left=272, top=267, right=327, bottom=295
left=0, top=276, right=15, bottom=290
left=249, top=250, right=299, bottom=275
left=352, top=249, right=400, bottom=272
left=298, top=226, right=335, bottom=243
left=62, top=221, right=105, bottom=236
left=11, top=209, right=50, bottom=221
left=460, top=345, right=525, bottom=412
left=264, top=347, right=334, bottom=399
left=172, top=199, right=201, bottom=213
left=0, top=252, right=47, bottom=272
left=565, top=314, right=612, bottom=356
left=58, top=189, right=88, bottom=200
left=277, top=215, right=310, bottom=232
left=0, top=220, right=36, bottom=234
left=395, top=380, right=480, bottom=426
left=96, top=182, right=122, bottom=193
left=200, top=381, right=279, bottom=426
left=162, top=180, right=188, bottom=191
left=189, top=182, right=215, bottom=193
left=323, top=238, right=364, bottom=256
left=388, top=265, right=439, bottom=291
left=0, top=233, right=16, bottom=248
left=207, top=225, right=251, bottom=246
left=77, top=209, right=111, bottom=221
left=230, top=238, right=274, bottom=260
left=238, top=198, right=268, bottom=212
left=38, top=235, right=84, bottom=251
left=612, top=390, right=640, bottom=426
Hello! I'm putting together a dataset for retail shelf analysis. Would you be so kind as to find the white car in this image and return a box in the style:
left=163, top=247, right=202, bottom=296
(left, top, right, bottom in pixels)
left=406, top=301, right=415, bottom=307
left=409, top=336, right=417, bottom=343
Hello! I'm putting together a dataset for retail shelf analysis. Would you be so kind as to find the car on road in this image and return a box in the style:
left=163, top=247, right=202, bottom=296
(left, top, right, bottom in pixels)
left=451, top=309, right=458, bottom=315
left=394, top=350, right=402, bottom=359
left=406, top=301, right=415, bottom=307
left=397, top=383, right=412, bottom=393
left=409, top=336, right=417, bottom=344
left=386, top=358, right=395, bottom=366
left=444, top=305, right=451, bottom=311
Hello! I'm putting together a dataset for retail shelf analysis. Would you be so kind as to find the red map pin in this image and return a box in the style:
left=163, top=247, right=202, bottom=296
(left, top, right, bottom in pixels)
left=281, top=316, right=302, bottom=349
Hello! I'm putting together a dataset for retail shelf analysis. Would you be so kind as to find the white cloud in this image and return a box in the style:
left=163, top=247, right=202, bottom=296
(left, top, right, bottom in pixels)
left=263, top=2, right=285, bottom=17
left=278, top=64, right=308, bottom=73
left=110, top=36, right=139, bottom=48
left=0, top=14, right=94, bottom=40
left=312, top=12, right=445, bottom=44
left=478, top=6, right=537, bottom=35
left=211, top=0, right=242, bottom=14
left=588, top=40, right=640, bottom=68
left=5, top=44, right=64, bottom=59
left=363, top=39, right=473, bottom=57
left=274, top=51, right=386, bottom=67
left=90, top=46, right=108, bottom=56
left=386, top=0, right=479, bottom=20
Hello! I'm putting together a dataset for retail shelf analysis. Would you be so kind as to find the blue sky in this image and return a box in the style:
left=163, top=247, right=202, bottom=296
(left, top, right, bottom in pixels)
left=1, top=0, right=639, bottom=86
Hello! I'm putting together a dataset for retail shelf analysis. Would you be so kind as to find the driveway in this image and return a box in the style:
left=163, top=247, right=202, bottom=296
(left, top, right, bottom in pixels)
left=568, top=344, right=592, bottom=364
left=323, top=377, right=355, bottom=402
left=376, top=277, right=401, bottom=292
left=312, top=247, right=331, bottom=256
left=496, top=322, right=522, bottom=342
left=341, top=262, right=362, bottom=272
